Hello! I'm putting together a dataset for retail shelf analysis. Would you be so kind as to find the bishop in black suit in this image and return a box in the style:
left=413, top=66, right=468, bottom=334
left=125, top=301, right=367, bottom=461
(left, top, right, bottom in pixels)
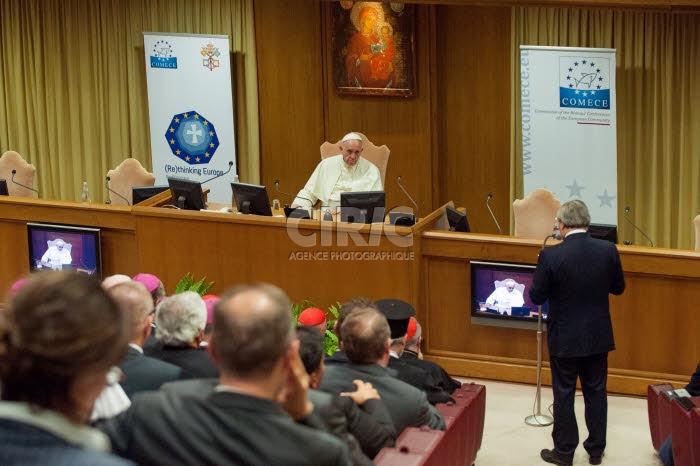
left=530, top=200, right=625, bottom=466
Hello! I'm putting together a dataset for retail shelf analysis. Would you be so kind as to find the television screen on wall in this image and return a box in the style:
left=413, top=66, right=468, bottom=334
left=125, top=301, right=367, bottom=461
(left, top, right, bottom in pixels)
left=470, top=260, right=548, bottom=328
left=27, top=222, right=102, bottom=279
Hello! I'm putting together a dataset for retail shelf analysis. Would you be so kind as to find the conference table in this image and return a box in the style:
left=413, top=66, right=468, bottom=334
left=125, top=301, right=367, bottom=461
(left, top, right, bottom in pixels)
left=0, top=195, right=698, bottom=396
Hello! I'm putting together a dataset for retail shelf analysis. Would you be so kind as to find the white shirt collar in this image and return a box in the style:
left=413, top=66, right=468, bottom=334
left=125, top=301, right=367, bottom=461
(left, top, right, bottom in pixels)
left=565, top=229, right=587, bottom=237
left=128, top=342, right=143, bottom=354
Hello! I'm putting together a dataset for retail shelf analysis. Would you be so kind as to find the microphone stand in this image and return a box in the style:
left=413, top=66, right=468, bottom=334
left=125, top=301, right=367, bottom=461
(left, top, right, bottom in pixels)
left=275, top=180, right=314, bottom=220
left=624, top=206, right=653, bottom=247
left=105, top=176, right=130, bottom=205
left=525, top=234, right=554, bottom=427
left=202, top=161, right=234, bottom=185
left=397, top=175, right=419, bottom=222
left=486, top=194, right=502, bottom=234
left=11, top=169, right=40, bottom=198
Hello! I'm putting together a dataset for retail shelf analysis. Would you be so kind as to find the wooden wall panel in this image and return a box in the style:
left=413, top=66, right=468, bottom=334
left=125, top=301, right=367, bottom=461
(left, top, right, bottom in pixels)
left=254, top=0, right=326, bottom=198
left=435, top=5, right=511, bottom=234
left=322, top=5, right=435, bottom=219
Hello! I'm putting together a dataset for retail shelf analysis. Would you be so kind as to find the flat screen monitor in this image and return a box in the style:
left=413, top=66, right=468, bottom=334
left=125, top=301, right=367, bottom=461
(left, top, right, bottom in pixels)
left=446, top=205, right=470, bottom=232
left=340, top=191, right=385, bottom=224
left=132, top=185, right=170, bottom=205
left=470, top=260, right=549, bottom=329
left=231, top=182, right=272, bottom=216
left=0, top=179, right=8, bottom=196
left=167, top=177, right=206, bottom=211
left=27, top=222, right=102, bottom=279
left=588, top=223, right=618, bottom=244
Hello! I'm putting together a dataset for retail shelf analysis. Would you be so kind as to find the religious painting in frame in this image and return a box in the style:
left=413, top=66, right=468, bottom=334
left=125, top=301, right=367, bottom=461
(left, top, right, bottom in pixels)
left=331, top=2, right=416, bottom=97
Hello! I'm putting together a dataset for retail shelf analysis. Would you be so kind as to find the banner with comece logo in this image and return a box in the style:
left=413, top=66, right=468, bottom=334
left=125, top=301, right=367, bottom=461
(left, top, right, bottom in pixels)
left=144, top=32, right=236, bottom=205
left=520, top=46, right=617, bottom=225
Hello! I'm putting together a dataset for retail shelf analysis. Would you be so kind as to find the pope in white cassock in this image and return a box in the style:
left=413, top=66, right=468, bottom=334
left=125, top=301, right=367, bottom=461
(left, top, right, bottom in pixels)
left=39, top=239, right=72, bottom=270
left=292, top=132, right=383, bottom=210
left=486, top=278, right=525, bottom=307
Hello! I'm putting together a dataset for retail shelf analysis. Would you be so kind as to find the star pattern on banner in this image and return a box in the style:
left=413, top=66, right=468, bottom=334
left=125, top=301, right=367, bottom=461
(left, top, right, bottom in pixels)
left=597, top=188, right=615, bottom=208
left=566, top=180, right=584, bottom=198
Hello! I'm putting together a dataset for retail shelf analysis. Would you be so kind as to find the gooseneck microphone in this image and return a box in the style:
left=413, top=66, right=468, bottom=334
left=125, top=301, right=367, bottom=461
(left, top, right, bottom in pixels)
left=397, top=175, right=419, bottom=221
left=11, top=169, right=40, bottom=198
left=275, top=179, right=313, bottom=206
left=624, top=205, right=653, bottom=247
left=202, top=161, right=234, bottom=185
left=105, top=176, right=130, bottom=205
left=486, top=193, right=502, bottom=235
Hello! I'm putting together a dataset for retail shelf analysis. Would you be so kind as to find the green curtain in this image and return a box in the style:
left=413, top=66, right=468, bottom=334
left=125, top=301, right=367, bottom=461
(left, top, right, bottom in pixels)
left=0, top=0, right=259, bottom=203
left=511, top=7, right=700, bottom=250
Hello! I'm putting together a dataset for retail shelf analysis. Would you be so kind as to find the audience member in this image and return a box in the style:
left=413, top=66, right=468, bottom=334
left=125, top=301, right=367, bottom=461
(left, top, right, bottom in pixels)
left=132, top=273, right=166, bottom=306
left=320, top=307, right=445, bottom=433
left=102, top=274, right=132, bottom=290
left=202, top=294, right=220, bottom=345
left=145, top=291, right=219, bottom=379
left=98, top=283, right=351, bottom=465
left=326, top=297, right=378, bottom=365
left=107, top=281, right=181, bottom=398
left=401, top=317, right=462, bottom=394
left=0, top=272, right=133, bottom=466
left=657, top=362, right=700, bottom=466
left=299, top=307, right=328, bottom=335
left=298, top=325, right=396, bottom=461
left=376, top=298, right=453, bottom=404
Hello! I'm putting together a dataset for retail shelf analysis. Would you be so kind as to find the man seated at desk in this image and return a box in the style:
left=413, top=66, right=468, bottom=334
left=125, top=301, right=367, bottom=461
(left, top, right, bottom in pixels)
left=291, top=132, right=382, bottom=211
left=36, top=239, right=72, bottom=270
left=485, top=278, right=524, bottom=314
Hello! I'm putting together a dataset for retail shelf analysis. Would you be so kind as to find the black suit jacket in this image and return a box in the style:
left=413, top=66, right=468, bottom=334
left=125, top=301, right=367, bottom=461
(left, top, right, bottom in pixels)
left=119, top=347, right=182, bottom=399
left=686, top=363, right=700, bottom=396
left=144, top=344, right=219, bottom=379
left=320, top=363, right=445, bottom=433
left=400, top=350, right=462, bottom=394
left=98, top=389, right=351, bottom=466
left=388, top=356, right=453, bottom=404
left=529, top=232, right=625, bottom=358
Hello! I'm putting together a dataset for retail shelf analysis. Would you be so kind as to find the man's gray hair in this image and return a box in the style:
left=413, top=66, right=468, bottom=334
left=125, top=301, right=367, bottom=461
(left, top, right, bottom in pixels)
left=406, top=320, right=422, bottom=349
left=557, top=199, right=591, bottom=229
left=155, top=291, right=206, bottom=345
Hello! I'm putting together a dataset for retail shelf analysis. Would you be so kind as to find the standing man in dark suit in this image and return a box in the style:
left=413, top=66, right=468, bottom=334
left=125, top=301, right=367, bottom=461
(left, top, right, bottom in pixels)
left=530, top=200, right=625, bottom=466
left=107, top=281, right=181, bottom=398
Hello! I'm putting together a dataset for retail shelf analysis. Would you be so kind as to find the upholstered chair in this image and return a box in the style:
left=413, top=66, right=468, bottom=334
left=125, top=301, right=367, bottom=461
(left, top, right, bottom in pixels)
left=106, top=158, right=155, bottom=205
left=0, top=150, right=37, bottom=197
left=512, top=188, right=562, bottom=240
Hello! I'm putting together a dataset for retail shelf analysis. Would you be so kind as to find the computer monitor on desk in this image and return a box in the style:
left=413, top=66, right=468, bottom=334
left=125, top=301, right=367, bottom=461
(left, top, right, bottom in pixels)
left=446, top=205, right=470, bottom=232
left=340, top=191, right=385, bottom=224
left=231, top=182, right=272, bottom=216
left=167, top=177, right=207, bottom=211
left=132, top=185, right=169, bottom=205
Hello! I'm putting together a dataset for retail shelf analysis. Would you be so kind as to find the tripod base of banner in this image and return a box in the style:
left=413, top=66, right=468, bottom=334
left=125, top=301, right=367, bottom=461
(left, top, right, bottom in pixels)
left=525, top=413, right=553, bottom=427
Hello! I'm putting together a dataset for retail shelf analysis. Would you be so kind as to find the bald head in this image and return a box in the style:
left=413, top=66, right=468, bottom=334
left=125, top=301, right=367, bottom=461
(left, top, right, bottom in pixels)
left=212, top=284, right=294, bottom=378
left=340, top=307, right=390, bottom=365
left=107, top=281, right=154, bottom=341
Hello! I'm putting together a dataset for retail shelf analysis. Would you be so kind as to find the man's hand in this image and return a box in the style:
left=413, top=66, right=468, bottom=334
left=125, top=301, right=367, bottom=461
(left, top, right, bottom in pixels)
left=340, top=379, right=380, bottom=405
left=290, top=203, right=300, bottom=208
left=277, top=339, right=313, bottom=420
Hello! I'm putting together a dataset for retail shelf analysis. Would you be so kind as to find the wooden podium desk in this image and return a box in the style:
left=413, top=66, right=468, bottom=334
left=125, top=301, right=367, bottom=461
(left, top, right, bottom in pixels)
left=418, top=229, right=700, bottom=396
left=0, top=196, right=434, bottom=311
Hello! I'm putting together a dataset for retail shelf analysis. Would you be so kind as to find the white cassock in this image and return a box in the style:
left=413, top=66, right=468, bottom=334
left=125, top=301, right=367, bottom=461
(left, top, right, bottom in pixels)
left=486, top=287, right=525, bottom=307
left=293, top=155, right=382, bottom=209
left=41, top=246, right=72, bottom=268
